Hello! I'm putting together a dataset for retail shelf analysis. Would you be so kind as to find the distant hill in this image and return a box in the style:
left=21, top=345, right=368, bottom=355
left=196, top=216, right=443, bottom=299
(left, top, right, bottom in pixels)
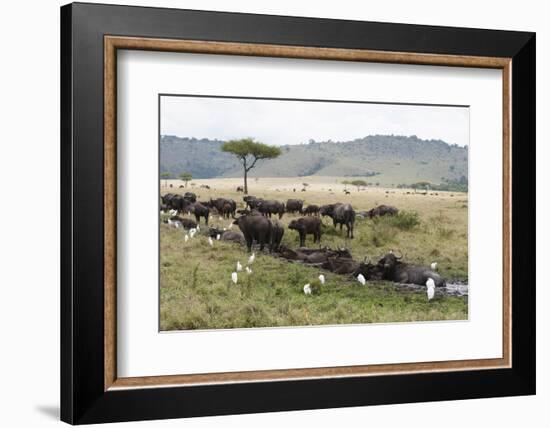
left=160, top=135, right=468, bottom=187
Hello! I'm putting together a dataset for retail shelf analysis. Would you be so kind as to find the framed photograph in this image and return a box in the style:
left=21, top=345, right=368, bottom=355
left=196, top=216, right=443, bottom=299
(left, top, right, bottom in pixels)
left=61, top=2, right=535, bottom=424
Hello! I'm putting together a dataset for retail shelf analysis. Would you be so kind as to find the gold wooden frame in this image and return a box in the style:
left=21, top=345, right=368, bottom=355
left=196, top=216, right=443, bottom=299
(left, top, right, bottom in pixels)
left=104, top=36, right=512, bottom=391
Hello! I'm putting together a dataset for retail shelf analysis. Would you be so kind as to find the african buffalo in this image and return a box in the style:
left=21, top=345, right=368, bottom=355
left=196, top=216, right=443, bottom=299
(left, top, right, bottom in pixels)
left=209, top=198, right=236, bottom=218
left=285, top=199, right=303, bottom=214
left=377, top=252, right=446, bottom=287
left=368, top=205, right=399, bottom=218
left=243, top=195, right=262, bottom=210
left=169, top=216, right=197, bottom=230
left=208, top=227, right=245, bottom=244
left=233, top=215, right=272, bottom=252
left=303, top=204, right=320, bottom=216
left=183, top=192, right=197, bottom=203
left=257, top=199, right=285, bottom=219
left=288, top=217, right=322, bottom=247
left=269, top=220, right=285, bottom=252
left=319, top=203, right=355, bottom=238
left=189, top=202, right=209, bottom=225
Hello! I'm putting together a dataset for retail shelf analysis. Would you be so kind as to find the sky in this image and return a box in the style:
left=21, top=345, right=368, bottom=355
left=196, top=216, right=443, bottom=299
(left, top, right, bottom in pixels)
left=160, top=95, right=469, bottom=147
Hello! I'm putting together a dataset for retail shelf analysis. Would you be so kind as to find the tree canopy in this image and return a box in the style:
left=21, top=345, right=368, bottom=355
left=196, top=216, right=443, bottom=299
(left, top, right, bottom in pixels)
left=221, top=138, right=282, bottom=194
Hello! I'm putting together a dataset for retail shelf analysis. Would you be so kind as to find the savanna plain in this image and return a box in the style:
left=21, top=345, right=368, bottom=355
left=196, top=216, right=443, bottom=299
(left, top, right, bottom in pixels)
left=160, top=176, right=468, bottom=331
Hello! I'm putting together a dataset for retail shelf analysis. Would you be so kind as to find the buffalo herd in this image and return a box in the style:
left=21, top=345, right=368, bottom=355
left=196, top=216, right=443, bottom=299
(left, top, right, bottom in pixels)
left=162, top=192, right=444, bottom=287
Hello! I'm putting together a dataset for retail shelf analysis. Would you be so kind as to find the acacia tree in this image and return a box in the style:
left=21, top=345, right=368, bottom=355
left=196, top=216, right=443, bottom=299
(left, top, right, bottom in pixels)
left=179, top=171, right=193, bottom=188
left=350, top=179, right=367, bottom=192
left=160, top=172, right=172, bottom=188
left=221, top=138, right=281, bottom=194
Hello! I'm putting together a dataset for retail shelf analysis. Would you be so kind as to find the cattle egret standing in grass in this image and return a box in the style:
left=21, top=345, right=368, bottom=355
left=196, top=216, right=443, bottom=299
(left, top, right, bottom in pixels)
left=246, top=266, right=252, bottom=274
left=248, top=252, right=255, bottom=264
left=208, top=237, right=214, bottom=247
left=197, top=225, right=200, bottom=232
left=318, top=274, right=325, bottom=285
left=303, top=284, right=312, bottom=295
left=216, top=234, right=221, bottom=240
left=357, top=274, right=366, bottom=286
left=184, top=234, right=189, bottom=243
left=431, top=262, right=438, bottom=271
left=426, top=278, right=435, bottom=301
left=236, top=261, right=243, bottom=272
left=231, top=272, right=238, bottom=284
left=174, top=222, right=180, bottom=229
left=189, top=228, right=197, bottom=238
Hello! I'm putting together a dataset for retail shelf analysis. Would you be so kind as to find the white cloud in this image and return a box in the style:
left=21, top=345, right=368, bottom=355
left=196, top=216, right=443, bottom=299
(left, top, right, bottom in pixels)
left=161, top=95, right=469, bottom=147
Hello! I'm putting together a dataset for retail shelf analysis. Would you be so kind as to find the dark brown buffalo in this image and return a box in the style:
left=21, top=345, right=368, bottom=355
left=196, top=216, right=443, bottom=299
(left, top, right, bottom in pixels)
left=209, top=198, right=236, bottom=218
left=368, top=205, right=399, bottom=218
left=189, top=202, right=209, bottom=224
left=269, top=220, right=285, bottom=252
left=233, top=215, right=272, bottom=252
left=243, top=195, right=262, bottom=210
left=288, top=217, right=322, bottom=247
left=319, top=203, right=355, bottom=238
left=377, top=252, right=446, bottom=287
left=257, top=199, right=285, bottom=219
left=285, top=199, right=304, bottom=214
left=303, top=204, right=320, bottom=216
left=169, top=216, right=197, bottom=230
left=208, top=227, right=245, bottom=244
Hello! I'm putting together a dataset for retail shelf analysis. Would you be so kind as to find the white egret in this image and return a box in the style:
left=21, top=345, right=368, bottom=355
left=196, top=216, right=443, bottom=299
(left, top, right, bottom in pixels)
left=216, top=234, right=221, bottom=240
left=426, top=278, right=435, bottom=301
left=236, top=261, right=243, bottom=272
left=303, top=284, right=312, bottom=295
left=431, top=262, right=438, bottom=271
left=245, top=266, right=252, bottom=274
left=231, top=272, right=238, bottom=284
left=248, top=252, right=255, bottom=264
left=184, top=234, right=189, bottom=242
left=318, top=274, right=325, bottom=285
left=357, top=274, right=366, bottom=286
left=208, top=237, right=214, bottom=247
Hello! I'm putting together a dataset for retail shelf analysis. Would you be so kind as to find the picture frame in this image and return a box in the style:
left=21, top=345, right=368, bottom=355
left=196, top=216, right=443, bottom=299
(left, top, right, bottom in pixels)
left=61, top=2, right=535, bottom=424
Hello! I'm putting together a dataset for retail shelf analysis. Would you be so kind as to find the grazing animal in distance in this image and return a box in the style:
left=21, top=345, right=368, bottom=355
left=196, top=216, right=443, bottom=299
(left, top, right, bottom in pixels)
left=319, top=203, right=356, bottom=239
left=236, top=186, right=244, bottom=192
left=288, top=217, right=322, bottom=247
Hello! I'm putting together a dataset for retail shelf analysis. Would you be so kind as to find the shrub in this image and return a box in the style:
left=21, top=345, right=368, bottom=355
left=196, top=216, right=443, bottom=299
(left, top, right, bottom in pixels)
left=384, top=210, right=420, bottom=230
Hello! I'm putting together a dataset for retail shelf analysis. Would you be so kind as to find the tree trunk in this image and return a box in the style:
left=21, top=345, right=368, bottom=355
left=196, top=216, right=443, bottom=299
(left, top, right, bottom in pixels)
left=243, top=167, right=248, bottom=194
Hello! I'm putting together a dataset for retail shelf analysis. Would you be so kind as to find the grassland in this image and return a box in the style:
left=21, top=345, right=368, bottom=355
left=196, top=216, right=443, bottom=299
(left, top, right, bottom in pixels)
left=160, top=176, right=468, bottom=331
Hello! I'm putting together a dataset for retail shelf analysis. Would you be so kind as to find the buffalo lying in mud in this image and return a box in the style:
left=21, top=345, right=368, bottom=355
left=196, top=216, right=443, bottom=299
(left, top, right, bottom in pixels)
left=233, top=215, right=273, bottom=252
left=208, top=227, right=245, bottom=244
left=377, top=252, right=446, bottom=287
left=285, top=199, right=304, bottom=214
left=278, top=246, right=352, bottom=265
left=368, top=205, right=399, bottom=218
left=319, top=203, right=355, bottom=238
left=288, top=217, right=322, bottom=247
left=303, top=204, right=320, bottom=216
left=257, top=199, right=285, bottom=219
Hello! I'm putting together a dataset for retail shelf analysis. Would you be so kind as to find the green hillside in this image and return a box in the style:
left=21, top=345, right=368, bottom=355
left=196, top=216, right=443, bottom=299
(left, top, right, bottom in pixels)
left=160, top=135, right=468, bottom=187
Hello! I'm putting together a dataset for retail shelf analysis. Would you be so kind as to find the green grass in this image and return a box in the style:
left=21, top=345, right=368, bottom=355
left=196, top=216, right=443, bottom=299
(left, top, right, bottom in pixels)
left=160, top=183, right=469, bottom=331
